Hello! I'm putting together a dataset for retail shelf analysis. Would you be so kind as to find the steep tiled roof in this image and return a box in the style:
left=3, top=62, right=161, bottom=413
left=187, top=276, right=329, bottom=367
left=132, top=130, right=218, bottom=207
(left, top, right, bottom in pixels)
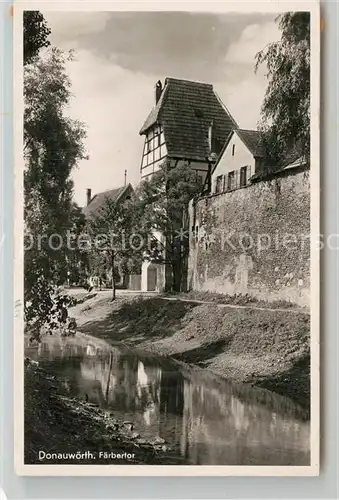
left=140, top=77, right=238, bottom=162
left=212, top=128, right=267, bottom=176
left=139, top=85, right=169, bottom=134
left=83, top=184, right=133, bottom=218
left=235, top=129, right=267, bottom=158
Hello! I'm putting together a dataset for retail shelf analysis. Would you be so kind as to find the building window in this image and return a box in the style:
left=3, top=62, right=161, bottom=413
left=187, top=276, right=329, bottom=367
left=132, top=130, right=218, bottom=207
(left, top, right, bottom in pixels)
left=232, top=144, right=235, bottom=156
left=227, top=171, right=235, bottom=190
left=240, top=166, right=247, bottom=187
left=215, top=175, right=223, bottom=193
left=194, top=108, right=204, bottom=119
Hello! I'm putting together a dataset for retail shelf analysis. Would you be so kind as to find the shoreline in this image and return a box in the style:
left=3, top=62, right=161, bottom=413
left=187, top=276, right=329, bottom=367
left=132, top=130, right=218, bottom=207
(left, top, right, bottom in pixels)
left=70, top=292, right=310, bottom=413
left=24, top=290, right=310, bottom=465
left=24, top=359, right=185, bottom=465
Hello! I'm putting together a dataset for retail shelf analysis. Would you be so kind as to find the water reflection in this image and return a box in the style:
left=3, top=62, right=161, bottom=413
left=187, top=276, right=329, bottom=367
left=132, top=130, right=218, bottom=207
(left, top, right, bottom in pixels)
left=25, top=336, right=310, bottom=466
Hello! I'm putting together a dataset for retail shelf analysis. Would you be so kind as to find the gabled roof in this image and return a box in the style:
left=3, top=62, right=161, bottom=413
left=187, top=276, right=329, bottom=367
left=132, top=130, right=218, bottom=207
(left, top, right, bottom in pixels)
left=250, top=156, right=309, bottom=183
left=235, top=129, right=267, bottom=158
left=140, top=84, right=168, bottom=134
left=212, top=128, right=267, bottom=176
left=140, top=77, right=238, bottom=162
left=82, top=184, right=133, bottom=218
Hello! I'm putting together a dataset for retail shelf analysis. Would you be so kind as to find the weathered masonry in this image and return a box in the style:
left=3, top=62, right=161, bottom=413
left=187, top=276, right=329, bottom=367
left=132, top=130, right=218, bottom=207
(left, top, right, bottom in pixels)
left=188, top=168, right=310, bottom=307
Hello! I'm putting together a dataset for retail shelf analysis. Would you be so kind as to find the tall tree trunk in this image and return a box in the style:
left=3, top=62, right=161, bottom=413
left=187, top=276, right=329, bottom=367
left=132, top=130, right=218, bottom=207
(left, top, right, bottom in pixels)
left=111, top=252, right=116, bottom=301
left=172, top=259, right=181, bottom=293
left=173, top=231, right=183, bottom=292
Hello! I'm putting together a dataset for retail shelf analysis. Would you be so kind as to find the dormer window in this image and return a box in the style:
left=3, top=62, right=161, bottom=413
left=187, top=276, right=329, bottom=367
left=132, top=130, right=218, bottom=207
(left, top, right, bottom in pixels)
left=194, top=108, right=204, bottom=119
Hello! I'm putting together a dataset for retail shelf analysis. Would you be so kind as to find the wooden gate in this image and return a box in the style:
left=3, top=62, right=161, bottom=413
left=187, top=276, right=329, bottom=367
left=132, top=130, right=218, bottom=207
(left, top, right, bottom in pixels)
left=147, top=266, right=157, bottom=291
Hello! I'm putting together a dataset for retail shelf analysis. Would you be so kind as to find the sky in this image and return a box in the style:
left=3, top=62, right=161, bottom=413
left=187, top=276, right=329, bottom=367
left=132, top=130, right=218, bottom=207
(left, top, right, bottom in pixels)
left=42, top=11, right=281, bottom=206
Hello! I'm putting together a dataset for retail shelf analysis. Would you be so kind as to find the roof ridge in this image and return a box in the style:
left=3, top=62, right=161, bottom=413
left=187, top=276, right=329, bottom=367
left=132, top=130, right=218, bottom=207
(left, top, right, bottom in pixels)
left=97, top=185, right=125, bottom=195
left=140, top=78, right=238, bottom=158
left=83, top=184, right=133, bottom=217
left=237, top=128, right=261, bottom=133
left=165, top=77, right=213, bottom=87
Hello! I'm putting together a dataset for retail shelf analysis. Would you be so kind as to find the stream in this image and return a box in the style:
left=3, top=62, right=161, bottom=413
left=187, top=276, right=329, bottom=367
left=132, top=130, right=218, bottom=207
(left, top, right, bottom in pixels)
left=25, top=334, right=310, bottom=466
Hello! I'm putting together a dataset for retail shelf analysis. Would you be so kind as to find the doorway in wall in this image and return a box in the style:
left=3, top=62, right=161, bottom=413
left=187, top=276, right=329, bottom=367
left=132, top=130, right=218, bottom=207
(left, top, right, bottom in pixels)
left=147, top=265, right=158, bottom=291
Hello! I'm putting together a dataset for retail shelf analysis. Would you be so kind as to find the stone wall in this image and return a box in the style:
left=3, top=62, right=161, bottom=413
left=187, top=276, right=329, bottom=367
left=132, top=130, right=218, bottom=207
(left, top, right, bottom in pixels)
left=188, top=169, right=310, bottom=307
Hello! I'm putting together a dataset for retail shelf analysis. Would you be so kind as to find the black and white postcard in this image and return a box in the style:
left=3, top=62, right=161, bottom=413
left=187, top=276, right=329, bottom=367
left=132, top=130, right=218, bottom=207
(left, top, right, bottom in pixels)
left=14, top=0, right=320, bottom=476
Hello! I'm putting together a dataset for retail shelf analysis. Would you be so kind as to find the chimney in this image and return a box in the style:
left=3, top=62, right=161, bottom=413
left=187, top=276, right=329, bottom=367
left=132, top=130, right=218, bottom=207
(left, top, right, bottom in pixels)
left=155, top=80, right=162, bottom=104
left=86, top=188, right=92, bottom=206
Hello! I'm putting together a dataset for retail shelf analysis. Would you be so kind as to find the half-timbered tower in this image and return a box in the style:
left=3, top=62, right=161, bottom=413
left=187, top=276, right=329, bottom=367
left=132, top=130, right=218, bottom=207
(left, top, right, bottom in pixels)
left=139, top=77, right=238, bottom=189
left=139, top=77, right=237, bottom=292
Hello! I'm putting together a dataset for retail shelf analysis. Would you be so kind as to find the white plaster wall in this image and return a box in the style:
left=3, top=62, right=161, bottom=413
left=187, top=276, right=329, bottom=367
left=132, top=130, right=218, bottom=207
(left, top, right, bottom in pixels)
left=212, top=133, right=255, bottom=192
left=141, top=261, right=166, bottom=292
left=141, top=261, right=149, bottom=291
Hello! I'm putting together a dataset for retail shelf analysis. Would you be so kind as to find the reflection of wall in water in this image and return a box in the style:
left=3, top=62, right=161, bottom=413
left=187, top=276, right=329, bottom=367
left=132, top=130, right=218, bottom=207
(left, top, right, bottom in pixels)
left=79, top=356, right=163, bottom=422
left=136, top=361, right=162, bottom=428
left=27, top=338, right=85, bottom=361
left=180, top=379, right=310, bottom=465
left=158, top=370, right=184, bottom=443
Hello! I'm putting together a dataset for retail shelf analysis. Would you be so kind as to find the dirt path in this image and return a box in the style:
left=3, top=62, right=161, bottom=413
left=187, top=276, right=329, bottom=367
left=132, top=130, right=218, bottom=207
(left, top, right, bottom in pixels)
left=158, top=296, right=306, bottom=314
left=67, top=287, right=306, bottom=314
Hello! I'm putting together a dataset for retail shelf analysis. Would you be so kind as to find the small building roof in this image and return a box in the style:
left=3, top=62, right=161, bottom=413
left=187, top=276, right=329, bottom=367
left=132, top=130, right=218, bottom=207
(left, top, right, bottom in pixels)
left=235, top=129, right=267, bottom=158
left=140, top=77, right=238, bottom=162
left=82, top=184, right=133, bottom=218
left=211, top=128, right=267, bottom=176
left=250, top=143, right=309, bottom=182
left=282, top=156, right=308, bottom=170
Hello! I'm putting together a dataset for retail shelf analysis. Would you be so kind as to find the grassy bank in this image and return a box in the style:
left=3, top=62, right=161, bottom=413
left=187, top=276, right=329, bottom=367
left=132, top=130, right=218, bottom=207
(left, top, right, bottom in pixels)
left=71, top=293, right=310, bottom=412
left=24, top=359, right=183, bottom=465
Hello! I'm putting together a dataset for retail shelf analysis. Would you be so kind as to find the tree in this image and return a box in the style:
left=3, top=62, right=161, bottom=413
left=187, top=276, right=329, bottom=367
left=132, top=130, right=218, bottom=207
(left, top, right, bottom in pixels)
left=65, top=203, right=88, bottom=286
left=255, top=12, right=310, bottom=164
left=86, top=197, right=143, bottom=301
left=136, top=160, right=202, bottom=292
left=24, top=11, right=51, bottom=65
left=24, top=45, right=88, bottom=337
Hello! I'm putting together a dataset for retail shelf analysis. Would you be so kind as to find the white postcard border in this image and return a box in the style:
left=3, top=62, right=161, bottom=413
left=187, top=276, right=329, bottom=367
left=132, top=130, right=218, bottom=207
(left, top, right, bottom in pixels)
left=13, top=0, right=320, bottom=477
